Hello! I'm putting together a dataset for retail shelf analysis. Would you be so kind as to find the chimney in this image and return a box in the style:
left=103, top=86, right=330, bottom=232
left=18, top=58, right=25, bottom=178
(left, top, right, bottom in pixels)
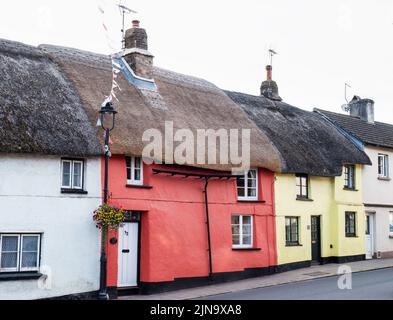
left=348, top=96, right=375, bottom=124
left=123, top=20, right=154, bottom=79
left=260, top=65, right=282, bottom=101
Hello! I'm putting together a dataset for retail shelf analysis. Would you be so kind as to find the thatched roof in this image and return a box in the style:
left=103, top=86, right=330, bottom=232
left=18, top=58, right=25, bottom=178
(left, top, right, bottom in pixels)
left=0, top=39, right=283, bottom=171
left=0, top=39, right=102, bottom=156
left=225, top=91, right=371, bottom=176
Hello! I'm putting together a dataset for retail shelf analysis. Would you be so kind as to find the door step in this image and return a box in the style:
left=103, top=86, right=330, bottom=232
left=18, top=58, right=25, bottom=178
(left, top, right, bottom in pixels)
left=118, top=286, right=140, bottom=296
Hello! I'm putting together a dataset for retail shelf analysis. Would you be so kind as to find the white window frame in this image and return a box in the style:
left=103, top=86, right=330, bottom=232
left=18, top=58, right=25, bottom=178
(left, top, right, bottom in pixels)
left=0, top=234, right=41, bottom=273
left=344, top=165, right=356, bottom=189
left=232, top=215, right=254, bottom=249
left=126, top=156, right=144, bottom=186
left=0, top=235, right=20, bottom=272
left=61, top=159, right=84, bottom=190
left=378, top=154, right=389, bottom=178
left=20, top=235, right=41, bottom=272
left=237, top=169, right=259, bottom=201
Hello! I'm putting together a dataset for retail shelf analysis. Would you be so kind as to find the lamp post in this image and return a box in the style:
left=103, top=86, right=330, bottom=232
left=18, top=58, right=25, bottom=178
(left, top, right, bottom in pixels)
left=98, top=101, right=117, bottom=301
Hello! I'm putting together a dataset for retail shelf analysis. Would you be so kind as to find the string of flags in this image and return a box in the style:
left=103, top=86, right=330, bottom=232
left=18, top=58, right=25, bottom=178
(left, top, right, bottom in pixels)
left=97, top=0, right=123, bottom=105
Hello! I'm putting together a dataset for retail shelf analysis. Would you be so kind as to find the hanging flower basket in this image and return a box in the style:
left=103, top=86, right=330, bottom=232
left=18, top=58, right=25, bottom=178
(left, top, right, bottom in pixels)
left=93, top=204, right=125, bottom=230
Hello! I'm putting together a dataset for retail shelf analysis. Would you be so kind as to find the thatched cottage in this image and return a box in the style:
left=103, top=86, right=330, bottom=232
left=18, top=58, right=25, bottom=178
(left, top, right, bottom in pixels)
left=0, top=20, right=371, bottom=299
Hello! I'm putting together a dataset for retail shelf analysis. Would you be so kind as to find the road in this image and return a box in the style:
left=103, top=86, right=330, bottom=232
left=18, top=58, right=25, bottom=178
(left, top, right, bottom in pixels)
left=203, top=268, right=393, bottom=300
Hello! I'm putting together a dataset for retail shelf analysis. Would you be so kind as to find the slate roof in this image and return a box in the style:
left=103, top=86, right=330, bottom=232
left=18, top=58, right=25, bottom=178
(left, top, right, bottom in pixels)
left=226, top=91, right=371, bottom=177
left=315, top=109, right=393, bottom=150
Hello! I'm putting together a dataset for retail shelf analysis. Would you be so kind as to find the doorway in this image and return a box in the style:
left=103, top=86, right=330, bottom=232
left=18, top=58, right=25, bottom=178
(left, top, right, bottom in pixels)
left=365, top=213, right=375, bottom=260
left=117, top=223, right=139, bottom=288
left=311, top=216, right=321, bottom=263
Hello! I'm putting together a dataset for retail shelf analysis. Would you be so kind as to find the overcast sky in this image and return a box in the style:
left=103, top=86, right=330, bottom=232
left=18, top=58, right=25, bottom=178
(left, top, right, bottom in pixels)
left=1, top=0, right=393, bottom=122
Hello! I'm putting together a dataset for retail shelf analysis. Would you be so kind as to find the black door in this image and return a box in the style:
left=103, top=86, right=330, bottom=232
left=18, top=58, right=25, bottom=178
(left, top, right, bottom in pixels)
left=311, top=216, right=321, bottom=263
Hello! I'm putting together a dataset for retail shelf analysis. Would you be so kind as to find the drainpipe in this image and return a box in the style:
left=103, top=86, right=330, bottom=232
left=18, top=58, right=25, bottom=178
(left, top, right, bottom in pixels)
left=203, top=178, right=213, bottom=279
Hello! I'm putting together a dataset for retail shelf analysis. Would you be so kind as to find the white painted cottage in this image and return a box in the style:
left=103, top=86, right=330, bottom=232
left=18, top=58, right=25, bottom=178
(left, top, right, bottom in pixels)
left=317, top=97, right=393, bottom=260
left=0, top=39, right=103, bottom=299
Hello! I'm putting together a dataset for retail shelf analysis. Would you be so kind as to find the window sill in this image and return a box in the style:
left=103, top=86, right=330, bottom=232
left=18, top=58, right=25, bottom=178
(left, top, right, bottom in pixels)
left=61, top=189, right=88, bottom=195
left=345, top=235, right=358, bottom=238
left=343, top=188, right=359, bottom=192
left=296, top=197, right=314, bottom=202
left=378, top=177, right=391, bottom=181
left=0, top=272, right=42, bottom=282
left=232, top=248, right=262, bottom=251
left=126, top=185, right=153, bottom=190
left=238, top=200, right=266, bottom=204
left=286, top=243, right=303, bottom=247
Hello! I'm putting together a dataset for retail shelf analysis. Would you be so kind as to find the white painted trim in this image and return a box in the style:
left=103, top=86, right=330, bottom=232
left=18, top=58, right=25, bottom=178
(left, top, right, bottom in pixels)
left=0, top=235, right=20, bottom=272
left=232, top=215, right=254, bottom=249
left=61, top=160, right=72, bottom=189
left=237, top=169, right=258, bottom=201
left=20, top=234, right=40, bottom=272
left=126, top=156, right=144, bottom=186
left=72, top=160, right=84, bottom=190
left=378, top=154, right=389, bottom=178
left=122, top=47, right=154, bottom=58
left=61, top=159, right=85, bottom=190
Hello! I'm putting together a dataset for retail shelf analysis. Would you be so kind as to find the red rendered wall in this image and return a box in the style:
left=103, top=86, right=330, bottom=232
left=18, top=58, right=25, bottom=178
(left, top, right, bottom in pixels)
left=104, top=156, right=277, bottom=286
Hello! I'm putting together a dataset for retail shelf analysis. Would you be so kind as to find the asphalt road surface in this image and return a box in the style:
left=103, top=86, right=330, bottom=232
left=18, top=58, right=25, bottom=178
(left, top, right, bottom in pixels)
left=203, top=268, right=393, bottom=300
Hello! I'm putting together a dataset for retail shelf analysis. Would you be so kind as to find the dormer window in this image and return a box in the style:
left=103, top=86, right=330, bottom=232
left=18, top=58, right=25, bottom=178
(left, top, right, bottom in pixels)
left=126, top=156, right=143, bottom=186
left=344, top=165, right=356, bottom=190
left=296, top=174, right=309, bottom=199
left=237, top=169, right=258, bottom=201
left=61, top=159, right=85, bottom=192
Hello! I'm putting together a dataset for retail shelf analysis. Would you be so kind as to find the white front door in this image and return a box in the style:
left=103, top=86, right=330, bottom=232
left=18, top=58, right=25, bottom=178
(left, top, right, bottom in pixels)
left=118, top=223, right=139, bottom=287
left=365, top=214, right=374, bottom=260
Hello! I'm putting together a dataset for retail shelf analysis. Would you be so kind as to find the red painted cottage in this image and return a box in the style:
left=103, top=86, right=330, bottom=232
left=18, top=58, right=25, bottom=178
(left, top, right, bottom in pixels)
left=42, top=21, right=285, bottom=296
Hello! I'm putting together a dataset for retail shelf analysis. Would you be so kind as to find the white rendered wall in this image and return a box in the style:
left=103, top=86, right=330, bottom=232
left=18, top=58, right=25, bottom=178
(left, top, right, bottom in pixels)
left=0, top=154, right=102, bottom=300
left=363, top=146, right=393, bottom=256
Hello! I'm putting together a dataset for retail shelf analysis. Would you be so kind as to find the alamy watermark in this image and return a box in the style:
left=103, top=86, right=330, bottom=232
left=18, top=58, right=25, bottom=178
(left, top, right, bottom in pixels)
left=337, top=265, right=352, bottom=290
left=142, top=121, right=251, bottom=173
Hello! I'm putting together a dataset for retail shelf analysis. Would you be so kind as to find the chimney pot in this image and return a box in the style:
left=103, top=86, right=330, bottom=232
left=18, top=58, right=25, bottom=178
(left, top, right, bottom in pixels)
left=266, top=65, right=273, bottom=81
left=132, top=20, right=140, bottom=28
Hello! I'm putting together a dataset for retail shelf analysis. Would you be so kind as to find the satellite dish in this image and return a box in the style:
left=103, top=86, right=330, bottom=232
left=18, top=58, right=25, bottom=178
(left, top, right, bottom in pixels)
left=341, top=104, right=351, bottom=112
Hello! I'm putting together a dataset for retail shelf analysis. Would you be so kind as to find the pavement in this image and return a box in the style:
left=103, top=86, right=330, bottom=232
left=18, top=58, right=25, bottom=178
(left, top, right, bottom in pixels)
left=120, top=258, right=393, bottom=300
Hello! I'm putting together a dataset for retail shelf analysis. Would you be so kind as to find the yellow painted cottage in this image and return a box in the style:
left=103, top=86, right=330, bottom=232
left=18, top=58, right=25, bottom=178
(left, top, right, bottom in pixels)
left=226, top=68, right=371, bottom=270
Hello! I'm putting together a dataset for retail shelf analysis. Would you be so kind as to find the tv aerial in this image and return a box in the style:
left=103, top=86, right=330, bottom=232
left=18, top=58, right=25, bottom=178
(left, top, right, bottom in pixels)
left=342, top=83, right=352, bottom=112
left=269, top=48, right=278, bottom=66
left=117, top=1, right=138, bottom=49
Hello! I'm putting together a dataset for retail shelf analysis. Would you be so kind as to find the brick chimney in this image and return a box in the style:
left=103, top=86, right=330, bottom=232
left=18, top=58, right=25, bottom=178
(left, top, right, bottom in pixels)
left=123, top=20, right=154, bottom=79
left=260, top=65, right=282, bottom=101
left=348, top=96, right=375, bottom=124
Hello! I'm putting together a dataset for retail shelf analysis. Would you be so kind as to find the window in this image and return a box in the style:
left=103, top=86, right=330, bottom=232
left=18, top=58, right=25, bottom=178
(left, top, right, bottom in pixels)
left=296, top=174, right=309, bottom=199
left=378, top=154, right=389, bottom=178
left=232, top=215, right=253, bottom=248
left=344, top=165, right=356, bottom=189
left=126, top=156, right=143, bottom=186
left=389, top=212, right=393, bottom=237
left=345, top=212, right=357, bottom=237
left=0, top=234, right=41, bottom=273
left=237, top=169, right=258, bottom=201
left=62, top=159, right=84, bottom=190
left=286, top=217, right=300, bottom=246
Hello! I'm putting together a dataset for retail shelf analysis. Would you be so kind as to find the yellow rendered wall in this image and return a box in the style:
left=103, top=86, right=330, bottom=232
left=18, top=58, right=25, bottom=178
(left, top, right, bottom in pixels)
left=275, top=165, right=366, bottom=265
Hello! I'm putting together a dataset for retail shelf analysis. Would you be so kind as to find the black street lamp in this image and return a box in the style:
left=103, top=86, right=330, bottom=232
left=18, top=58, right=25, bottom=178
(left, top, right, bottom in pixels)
left=98, top=101, right=117, bottom=300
